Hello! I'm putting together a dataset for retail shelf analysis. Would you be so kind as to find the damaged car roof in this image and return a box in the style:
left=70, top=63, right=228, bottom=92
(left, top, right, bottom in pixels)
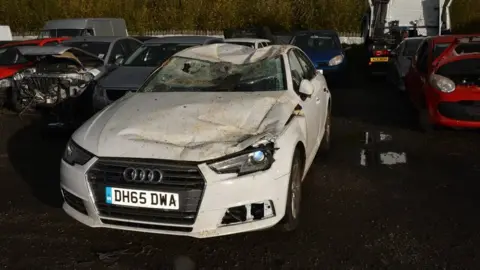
left=174, top=43, right=292, bottom=64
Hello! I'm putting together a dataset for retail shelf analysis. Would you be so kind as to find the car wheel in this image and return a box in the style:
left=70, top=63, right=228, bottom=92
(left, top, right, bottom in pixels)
left=419, top=108, right=435, bottom=132
left=278, top=149, right=303, bottom=232
left=319, top=107, right=331, bottom=153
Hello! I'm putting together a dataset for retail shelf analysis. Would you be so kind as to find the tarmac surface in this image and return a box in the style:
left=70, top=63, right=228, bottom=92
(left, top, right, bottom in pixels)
left=1, top=55, right=479, bottom=269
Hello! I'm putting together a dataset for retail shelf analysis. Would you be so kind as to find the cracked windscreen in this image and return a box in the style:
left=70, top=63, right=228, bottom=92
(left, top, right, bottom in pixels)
left=123, top=43, right=196, bottom=67
left=138, top=56, right=287, bottom=92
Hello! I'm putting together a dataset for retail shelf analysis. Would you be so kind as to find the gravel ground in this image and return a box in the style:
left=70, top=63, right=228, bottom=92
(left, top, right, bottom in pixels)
left=1, top=61, right=480, bottom=269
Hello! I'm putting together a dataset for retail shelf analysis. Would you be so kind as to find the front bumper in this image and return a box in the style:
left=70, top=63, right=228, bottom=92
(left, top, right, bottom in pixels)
left=428, top=86, right=480, bottom=128
left=60, top=157, right=290, bottom=238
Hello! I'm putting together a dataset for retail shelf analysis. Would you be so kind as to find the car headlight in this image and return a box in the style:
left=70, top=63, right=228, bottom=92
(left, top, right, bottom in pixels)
left=328, top=55, right=344, bottom=66
left=0, top=78, right=11, bottom=88
left=208, top=145, right=275, bottom=176
left=429, top=74, right=455, bottom=93
left=62, top=139, right=94, bottom=166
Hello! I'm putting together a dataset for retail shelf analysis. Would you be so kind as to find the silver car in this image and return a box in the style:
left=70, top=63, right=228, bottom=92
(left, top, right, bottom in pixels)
left=387, top=37, right=425, bottom=91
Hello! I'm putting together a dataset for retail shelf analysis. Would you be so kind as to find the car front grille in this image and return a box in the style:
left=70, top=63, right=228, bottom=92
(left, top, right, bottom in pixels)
left=105, top=89, right=130, bottom=101
left=438, top=101, right=480, bottom=121
left=87, top=158, right=205, bottom=227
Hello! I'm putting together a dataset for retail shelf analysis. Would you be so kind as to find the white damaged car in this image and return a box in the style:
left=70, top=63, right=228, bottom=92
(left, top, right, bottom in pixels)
left=60, top=43, right=332, bottom=238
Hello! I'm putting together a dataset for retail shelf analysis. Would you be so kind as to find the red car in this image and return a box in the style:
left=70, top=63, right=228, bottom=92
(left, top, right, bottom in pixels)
left=0, top=37, right=69, bottom=109
left=405, top=34, right=480, bottom=131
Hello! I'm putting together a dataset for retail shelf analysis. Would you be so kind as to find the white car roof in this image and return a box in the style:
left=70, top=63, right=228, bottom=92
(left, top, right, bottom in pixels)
left=174, top=43, right=292, bottom=64
left=225, top=38, right=272, bottom=43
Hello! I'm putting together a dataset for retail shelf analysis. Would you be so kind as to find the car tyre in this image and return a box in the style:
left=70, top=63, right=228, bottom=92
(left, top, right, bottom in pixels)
left=278, top=149, right=304, bottom=232
left=319, top=107, right=331, bottom=153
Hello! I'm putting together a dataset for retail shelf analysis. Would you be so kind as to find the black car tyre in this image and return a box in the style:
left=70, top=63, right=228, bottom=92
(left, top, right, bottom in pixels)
left=278, top=148, right=304, bottom=232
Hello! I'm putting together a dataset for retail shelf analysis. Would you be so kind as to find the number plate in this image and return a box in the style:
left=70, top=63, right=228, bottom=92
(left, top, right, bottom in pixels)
left=105, top=187, right=179, bottom=210
left=370, top=57, right=389, bottom=62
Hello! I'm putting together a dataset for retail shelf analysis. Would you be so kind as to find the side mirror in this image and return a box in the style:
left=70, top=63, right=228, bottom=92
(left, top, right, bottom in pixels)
left=317, top=69, right=323, bottom=75
left=299, top=79, right=314, bottom=96
left=114, top=55, right=124, bottom=65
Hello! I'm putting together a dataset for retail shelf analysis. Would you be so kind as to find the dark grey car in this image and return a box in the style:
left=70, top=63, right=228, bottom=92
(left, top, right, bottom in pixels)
left=92, top=35, right=224, bottom=111
left=387, top=37, right=424, bottom=91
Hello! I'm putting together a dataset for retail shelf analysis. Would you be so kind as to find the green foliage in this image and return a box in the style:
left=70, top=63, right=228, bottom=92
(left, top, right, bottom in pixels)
left=0, top=0, right=477, bottom=34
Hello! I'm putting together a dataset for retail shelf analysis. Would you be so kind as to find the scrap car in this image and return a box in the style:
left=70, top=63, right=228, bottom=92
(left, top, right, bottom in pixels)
left=387, top=36, right=424, bottom=91
left=10, top=46, right=106, bottom=127
left=60, top=43, right=332, bottom=238
left=289, top=30, right=347, bottom=82
left=405, top=35, right=480, bottom=131
left=93, top=35, right=224, bottom=111
left=0, top=37, right=70, bottom=110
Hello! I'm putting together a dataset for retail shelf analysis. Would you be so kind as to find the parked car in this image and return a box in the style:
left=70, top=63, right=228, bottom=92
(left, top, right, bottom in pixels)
left=61, top=36, right=142, bottom=67
left=289, top=30, right=347, bottom=82
left=39, top=18, right=128, bottom=38
left=60, top=43, right=331, bottom=238
left=10, top=46, right=107, bottom=128
left=225, top=38, right=271, bottom=49
left=0, top=38, right=70, bottom=109
left=92, top=35, right=224, bottom=111
left=405, top=34, right=480, bottom=131
left=131, top=36, right=157, bottom=42
left=387, top=37, right=424, bottom=91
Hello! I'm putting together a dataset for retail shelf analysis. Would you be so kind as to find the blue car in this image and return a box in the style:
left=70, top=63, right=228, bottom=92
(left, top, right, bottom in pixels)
left=290, top=30, right=347, bottom=82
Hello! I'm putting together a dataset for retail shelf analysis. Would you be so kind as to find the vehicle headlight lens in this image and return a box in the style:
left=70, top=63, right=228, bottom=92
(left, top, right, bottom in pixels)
left=208, top=146, right=275, bottom=176
left=328, top=55, right=344, bottom=66
left=62, top=139, right=94, bottom=166
left=0, top=78, right=11, bottom=88
left=429, top=74, right=455, bottom=93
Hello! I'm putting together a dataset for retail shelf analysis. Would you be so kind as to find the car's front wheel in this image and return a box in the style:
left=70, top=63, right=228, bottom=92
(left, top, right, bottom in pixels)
left=278, top=148, right=304, bottom=232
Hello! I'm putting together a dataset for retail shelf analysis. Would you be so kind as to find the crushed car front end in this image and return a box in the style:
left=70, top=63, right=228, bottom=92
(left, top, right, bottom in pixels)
left=60, top=140, right=293, bottom=238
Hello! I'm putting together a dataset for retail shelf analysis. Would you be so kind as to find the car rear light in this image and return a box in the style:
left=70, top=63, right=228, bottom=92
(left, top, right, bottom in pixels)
left=373, top=50, right=390, bottom=56
left=429, top=74, right=456, bottom=93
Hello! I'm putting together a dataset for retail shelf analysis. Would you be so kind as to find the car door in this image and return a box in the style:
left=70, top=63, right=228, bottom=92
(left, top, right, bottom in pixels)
left=107, top=40, right=128, bottom=65
left=287, top=49, right=322, bottom=157
left=407, top=41, right=430, bottom=108
left=294, top=48, right=328, bottom=140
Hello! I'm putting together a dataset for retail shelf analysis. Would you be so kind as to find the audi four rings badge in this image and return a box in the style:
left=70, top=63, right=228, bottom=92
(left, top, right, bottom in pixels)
left=123, top=167, right=164, bottom=183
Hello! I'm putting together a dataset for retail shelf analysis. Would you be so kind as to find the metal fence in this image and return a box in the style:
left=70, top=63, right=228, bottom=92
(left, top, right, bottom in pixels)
left=12, top=30, right=364, bottom=44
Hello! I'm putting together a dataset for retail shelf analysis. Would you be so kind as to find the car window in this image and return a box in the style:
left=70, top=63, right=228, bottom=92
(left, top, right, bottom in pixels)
left=262, top=42, right=269, bottom=47
left=294, top=49, right=316, bottom=80
left=125, top=39, right=142, bottom=54
left=403, top=39, right=423, bottom=56
left=225, top=41, right=255, bottom=48
left=108, top=41, right=127, bottom=64
left=292, top=34, right=340, bottom=51
left=416, top=42, right=429, bottom=73
left=288, top=50, right=305, bottom=92
left=123, top=43, right=198, bottom=67
left=257, top=42, right=263, bottom=48
left=63, top=41, right=110, bottom=60
left=432, top=43, right=451, bottom=61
